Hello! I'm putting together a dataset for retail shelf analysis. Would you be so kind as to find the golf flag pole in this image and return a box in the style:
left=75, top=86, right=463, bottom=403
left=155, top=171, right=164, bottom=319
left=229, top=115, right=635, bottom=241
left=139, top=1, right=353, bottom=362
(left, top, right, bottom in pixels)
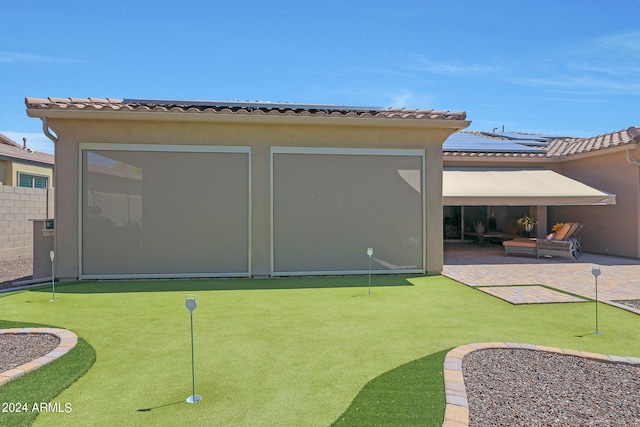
left=591, top=267, right=602, bottom=335
left=367, top=248, right=373, bottom=296
left=49, top=250, right=56, bottom=302
left=185, top=294, right=202, bottom=403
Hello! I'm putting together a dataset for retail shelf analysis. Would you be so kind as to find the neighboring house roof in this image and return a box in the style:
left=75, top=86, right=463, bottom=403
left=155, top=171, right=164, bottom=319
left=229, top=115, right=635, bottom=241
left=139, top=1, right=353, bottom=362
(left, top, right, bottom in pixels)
left=0, top=133, right=21, bottom=148
left=24, top=97, right=468, bottom=122
left=0, top=133, right=54, bottom=166
left=444, top=127, right=640, bottom=160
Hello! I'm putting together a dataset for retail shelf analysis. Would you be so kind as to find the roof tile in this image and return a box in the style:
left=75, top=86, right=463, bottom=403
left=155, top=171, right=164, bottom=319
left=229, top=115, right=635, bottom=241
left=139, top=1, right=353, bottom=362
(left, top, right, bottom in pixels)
left=24, top=97, right=467, bottom=121
left=444, top=127, right=640, bottom=159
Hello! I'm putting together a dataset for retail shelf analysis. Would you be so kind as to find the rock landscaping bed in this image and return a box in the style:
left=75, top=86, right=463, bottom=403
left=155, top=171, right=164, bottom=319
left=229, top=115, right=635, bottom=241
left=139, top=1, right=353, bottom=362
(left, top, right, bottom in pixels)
left=0, top=256, right=33, bottom=290
left=463, top=348, right=640, bottom=426
left=614, top=299, right=640, bottom=311
left=0, top=333, right=60, bottom=372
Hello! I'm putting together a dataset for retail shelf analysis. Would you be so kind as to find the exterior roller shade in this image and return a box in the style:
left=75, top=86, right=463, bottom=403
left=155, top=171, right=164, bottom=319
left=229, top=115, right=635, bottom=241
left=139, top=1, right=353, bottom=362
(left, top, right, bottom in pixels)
left=443, top=169, right=616, bottom=206
left=272, top=149, right=424, bottom=275
left=81, top=147, right=250, bottom=278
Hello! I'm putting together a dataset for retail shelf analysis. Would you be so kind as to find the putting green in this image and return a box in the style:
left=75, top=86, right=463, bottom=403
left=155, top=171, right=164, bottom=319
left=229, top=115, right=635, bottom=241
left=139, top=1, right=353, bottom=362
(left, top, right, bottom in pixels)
left=1, top=275, right=639, bottom=426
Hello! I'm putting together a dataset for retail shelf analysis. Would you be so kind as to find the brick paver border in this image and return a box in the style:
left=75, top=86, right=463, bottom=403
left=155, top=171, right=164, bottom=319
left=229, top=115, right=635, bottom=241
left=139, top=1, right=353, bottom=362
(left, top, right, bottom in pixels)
left=442, top=342, right=640, bottom=427
left=0, top=328, right=78, bottom=386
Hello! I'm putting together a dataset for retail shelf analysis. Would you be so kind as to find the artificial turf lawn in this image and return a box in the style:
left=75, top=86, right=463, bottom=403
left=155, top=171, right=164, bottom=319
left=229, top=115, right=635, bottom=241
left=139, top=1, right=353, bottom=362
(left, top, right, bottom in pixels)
left=1, top=275, right=639, bottom=426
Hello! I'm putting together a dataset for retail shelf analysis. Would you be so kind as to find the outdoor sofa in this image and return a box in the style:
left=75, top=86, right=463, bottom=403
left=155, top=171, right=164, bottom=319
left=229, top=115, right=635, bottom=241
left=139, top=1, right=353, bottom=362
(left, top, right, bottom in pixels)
left=502, top=222, right=583, bottom=261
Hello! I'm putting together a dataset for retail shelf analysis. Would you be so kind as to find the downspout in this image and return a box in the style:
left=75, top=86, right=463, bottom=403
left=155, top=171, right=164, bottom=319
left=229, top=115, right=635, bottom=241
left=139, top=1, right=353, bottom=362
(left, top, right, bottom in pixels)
left=42, top=117, right=58, bottom=145
left=41, top=118, right=57, bottom=221
left=625, top=127, right=640, bottom=259
left=626, top=126, right=640, bottom=166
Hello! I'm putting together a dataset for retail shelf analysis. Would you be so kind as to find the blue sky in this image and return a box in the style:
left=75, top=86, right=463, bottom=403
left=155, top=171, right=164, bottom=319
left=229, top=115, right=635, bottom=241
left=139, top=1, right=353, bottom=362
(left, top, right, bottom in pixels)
left=2, top=1, right=640, bottom=154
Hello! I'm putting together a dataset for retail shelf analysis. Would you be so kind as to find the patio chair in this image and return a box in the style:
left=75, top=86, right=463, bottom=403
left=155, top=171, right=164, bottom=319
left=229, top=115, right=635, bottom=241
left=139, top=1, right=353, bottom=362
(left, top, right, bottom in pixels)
left=536, top=223, right=583, bottom=261
left=502, top=222, right=583, bottom=261
left=502, top=238, right=537, bottom=257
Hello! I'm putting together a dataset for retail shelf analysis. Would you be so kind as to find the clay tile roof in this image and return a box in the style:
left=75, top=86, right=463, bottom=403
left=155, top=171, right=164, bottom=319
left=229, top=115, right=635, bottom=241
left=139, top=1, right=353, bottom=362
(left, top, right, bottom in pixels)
left=24, top=97, right=467, bottom=121
left=550, top=127, right=640, bottom=157
left=444, top=127, right=640, bottom=159
left=0, top=133, right=54, bottom=166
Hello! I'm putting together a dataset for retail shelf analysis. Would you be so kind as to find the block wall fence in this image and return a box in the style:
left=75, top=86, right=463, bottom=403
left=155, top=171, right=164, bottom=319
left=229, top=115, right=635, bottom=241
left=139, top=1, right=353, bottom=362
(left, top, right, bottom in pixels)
left=0, top=186, right=54, bottom=260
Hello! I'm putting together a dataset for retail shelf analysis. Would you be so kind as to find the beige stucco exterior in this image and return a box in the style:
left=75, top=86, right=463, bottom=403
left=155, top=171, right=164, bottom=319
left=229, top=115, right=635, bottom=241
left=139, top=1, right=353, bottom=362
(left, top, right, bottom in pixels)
left=549, top=148, right=640, bottom=258
left=29, top=107, right=468, bottom=281
left=0, top=160, right=53, bottom=187
left=444, top=143, right=640, bottom=259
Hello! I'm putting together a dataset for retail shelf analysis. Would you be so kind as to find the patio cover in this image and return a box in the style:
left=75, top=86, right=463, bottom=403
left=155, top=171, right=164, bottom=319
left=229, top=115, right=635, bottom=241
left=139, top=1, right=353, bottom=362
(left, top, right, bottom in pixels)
left=442, top=168, right=616, bottom=206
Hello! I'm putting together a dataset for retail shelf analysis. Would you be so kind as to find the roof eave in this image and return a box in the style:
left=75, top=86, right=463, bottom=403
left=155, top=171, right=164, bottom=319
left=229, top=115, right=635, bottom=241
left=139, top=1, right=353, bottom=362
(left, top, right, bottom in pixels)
left=443, top=142, right=639, bottom=162
left=443, top=153, right=561, bottom=163
left=0, top=154, right=54, bottom=167
left=26, top=108, right=470, bottom=130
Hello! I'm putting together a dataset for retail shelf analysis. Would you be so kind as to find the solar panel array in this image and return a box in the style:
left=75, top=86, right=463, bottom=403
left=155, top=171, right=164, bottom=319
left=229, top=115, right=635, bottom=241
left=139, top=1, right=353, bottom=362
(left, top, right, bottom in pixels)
left=122, top=98, right=385, bottom=112
left=443, top=131, right=569, bottom=153
left=122, top=101, right=559, bottom=154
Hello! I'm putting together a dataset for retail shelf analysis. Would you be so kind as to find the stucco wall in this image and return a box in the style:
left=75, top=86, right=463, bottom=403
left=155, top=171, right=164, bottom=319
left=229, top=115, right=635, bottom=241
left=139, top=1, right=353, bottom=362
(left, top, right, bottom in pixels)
left=0, top=161, right=6, bottom=185
left=47, top=117, right=459, bottom=280
left=442, top=155, right=638, bottom=258
left=0, top=186, right=54, bottom=260
left=1, top=161, right=53, bottom=187
left=550, top=150, right=640, bottom=258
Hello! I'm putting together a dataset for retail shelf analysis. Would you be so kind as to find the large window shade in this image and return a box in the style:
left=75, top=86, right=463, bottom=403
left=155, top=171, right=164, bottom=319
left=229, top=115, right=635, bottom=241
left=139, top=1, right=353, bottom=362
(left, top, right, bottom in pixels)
left=82, top=147, right=250, bottom=277
left=272, top=150, right=423, bottom=274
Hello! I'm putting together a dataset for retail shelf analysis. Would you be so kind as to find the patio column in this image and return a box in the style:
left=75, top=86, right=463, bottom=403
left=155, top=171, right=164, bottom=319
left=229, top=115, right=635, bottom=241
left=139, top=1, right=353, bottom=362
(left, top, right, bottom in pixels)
left=530, top=206, right=547, bottom=238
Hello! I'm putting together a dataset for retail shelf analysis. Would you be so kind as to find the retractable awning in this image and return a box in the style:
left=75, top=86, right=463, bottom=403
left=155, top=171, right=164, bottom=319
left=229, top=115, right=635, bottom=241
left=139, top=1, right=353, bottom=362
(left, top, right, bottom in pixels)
left=443, top=169, right=616, bottom=206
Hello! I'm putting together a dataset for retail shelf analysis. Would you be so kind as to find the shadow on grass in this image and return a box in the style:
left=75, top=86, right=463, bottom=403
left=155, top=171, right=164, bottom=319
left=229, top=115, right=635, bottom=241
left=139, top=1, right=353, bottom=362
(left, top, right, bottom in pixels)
left=136, top=400, right=183, bottom=412
left=30, top=275, right=418, bottom=294
left=331, top=349, right=449, bottom=427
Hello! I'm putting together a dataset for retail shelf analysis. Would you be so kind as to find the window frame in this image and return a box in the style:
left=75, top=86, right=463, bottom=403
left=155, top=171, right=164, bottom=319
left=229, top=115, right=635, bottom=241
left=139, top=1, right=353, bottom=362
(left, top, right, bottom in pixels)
left=17, top=172, right=49, bottom=188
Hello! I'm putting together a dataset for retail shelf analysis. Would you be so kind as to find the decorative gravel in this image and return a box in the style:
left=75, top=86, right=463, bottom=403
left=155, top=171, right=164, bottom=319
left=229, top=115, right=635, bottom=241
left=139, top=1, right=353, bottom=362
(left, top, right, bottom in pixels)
left=0, top=256, right=33, bottom=290
left=0, top=334, right=60, bottom=372
left=614, top=299, right=640, bottom=311
left=462, top=349, right=640, bottom=426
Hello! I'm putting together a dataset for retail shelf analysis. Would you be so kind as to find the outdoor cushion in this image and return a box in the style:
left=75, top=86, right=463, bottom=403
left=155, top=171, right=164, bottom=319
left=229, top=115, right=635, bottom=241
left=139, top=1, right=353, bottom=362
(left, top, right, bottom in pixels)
left=553, top=223, right=573, bottom=240
left=564, top=222, right=581, bottom=240
left=503, top=239, right=536, bottom=248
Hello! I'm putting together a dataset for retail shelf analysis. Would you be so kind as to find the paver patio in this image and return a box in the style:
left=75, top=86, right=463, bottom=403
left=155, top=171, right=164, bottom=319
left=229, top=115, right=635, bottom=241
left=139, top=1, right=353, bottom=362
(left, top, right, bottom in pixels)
left=443, top=243, right=640, bottom=309
left=477, top=285, right=587, bottom=304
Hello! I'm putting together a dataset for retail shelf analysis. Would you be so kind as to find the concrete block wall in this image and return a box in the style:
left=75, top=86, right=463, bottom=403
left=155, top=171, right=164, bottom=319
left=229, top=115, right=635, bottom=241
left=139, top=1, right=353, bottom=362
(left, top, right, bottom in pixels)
left=0, top=186, right=54, bottom=260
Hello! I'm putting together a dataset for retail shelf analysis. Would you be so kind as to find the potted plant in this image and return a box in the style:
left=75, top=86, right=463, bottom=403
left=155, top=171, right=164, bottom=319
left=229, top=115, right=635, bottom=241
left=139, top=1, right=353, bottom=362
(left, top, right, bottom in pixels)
left=517, top=215, right=537, bottom=232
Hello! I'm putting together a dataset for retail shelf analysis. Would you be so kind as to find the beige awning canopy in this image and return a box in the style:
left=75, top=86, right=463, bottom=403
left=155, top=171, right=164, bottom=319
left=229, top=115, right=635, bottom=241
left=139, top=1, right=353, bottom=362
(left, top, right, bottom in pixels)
left=443, top=168, right=616, bottom=206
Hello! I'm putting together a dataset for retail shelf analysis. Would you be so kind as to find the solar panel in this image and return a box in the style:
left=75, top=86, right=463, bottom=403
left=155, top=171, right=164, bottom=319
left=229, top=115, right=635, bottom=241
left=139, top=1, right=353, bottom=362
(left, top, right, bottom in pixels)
left=443, top=132, right=546, bottom=153
left=122, top=99, right=385, bottom=112
left=481, top=131, right=568, bottom=141
left=507, top=140, right=549, bottom=147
